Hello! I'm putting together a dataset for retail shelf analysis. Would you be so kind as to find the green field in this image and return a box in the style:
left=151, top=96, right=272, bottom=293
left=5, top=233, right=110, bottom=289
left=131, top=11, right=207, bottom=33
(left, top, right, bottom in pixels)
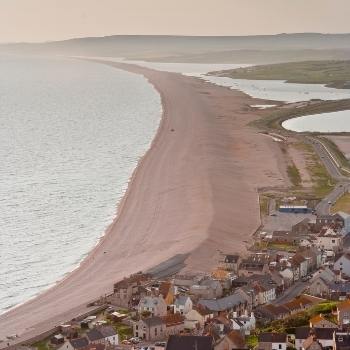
left=213, top=60, right=350, bottom=89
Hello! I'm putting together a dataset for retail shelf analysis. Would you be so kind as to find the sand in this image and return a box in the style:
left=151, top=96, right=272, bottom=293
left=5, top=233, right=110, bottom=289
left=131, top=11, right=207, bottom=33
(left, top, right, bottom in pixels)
left=0, top=62, right=288, bottom=346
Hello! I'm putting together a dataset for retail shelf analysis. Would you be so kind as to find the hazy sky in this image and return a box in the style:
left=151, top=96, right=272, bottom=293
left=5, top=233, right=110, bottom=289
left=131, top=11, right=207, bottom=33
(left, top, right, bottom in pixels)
left=1, top=0, right=350, bottom=43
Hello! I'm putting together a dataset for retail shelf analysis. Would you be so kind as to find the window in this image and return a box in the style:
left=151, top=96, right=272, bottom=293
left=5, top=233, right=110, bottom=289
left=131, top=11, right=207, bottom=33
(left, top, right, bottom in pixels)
left=136, top=325, right=138, bottom=330
left=279, top=344, right=282, bottom=349
left=155, top=328, right=158, bottom=336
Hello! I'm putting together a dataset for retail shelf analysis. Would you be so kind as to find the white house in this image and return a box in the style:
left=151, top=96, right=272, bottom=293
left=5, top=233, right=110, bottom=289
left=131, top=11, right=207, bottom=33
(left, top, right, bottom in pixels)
left=86, top=326, right=118, bottom=346
left=334, top=254, right=350, bottom=278
left=316, top=228, right=343, bottom=253
left=174, top=295, right=193, bottom=315
left=231, top=312, right=256, bottom=335
left=258, top=332, right=288, bottom=350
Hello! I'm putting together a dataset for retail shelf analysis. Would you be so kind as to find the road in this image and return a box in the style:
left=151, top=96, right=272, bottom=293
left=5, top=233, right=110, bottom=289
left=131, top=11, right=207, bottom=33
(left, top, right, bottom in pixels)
left=306, top=137, right=350, bottom=216
left=272, top=280, right=309, bottom=305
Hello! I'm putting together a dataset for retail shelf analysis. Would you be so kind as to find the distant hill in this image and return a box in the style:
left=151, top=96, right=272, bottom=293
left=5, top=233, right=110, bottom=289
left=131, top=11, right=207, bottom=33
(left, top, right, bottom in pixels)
left=1, top=33, right=350, bottom=64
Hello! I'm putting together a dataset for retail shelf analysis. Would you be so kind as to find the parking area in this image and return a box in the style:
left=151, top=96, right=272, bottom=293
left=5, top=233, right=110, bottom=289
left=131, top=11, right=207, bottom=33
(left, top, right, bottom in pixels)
left=262, top=212, right=316, bottom=233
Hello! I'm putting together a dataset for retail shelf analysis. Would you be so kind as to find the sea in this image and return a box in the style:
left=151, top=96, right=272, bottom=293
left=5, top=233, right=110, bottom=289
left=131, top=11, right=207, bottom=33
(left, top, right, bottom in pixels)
left=0, top=56, right=161, bottom=314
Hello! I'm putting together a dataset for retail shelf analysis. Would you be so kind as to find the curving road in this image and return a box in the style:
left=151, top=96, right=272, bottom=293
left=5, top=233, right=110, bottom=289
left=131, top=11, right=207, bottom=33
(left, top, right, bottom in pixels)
left=306, top=136, right=350, bottom=215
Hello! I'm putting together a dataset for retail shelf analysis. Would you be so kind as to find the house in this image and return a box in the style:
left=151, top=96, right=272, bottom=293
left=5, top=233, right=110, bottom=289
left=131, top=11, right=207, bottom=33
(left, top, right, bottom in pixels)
left=185, top=307, right=214, bottom=329
left=239, top=254, right=270, bottom=276
left=253, top=282, right=276, bottom=305
left=328, top=282, right=350, bottom=301
left=198, top=292, right=248, bottom=316
left=58, top=337, right=89, bottom=350
left=316, top=228, right=343, bottom=253
left=316, top=214, right=345, bottom=229
left=256, top=304, right=290, bottom=322
left=337, top=299, right=350, bottom=328
left=221, top=254, right=240, bottom=273
left=295, top=327, right=335, bottom=350
left=110, top=272, right=150, bottom=308
left=86, top=326, right=118, bottom=345
left=257, top=332, right=288, bottom=350
left=299, top=248, right=322, bottom=273
left=308, top=278, right=332, bottom=298
left=138, top=295, right=167, bottom=317
left=231, top=312, right=256, bottom=335
left=310, top=314, right=338, bottom=328
left=162, top=313, right=185, bottom=336
left=166, top=335, right=213, bottom=350
left=133, top=316, right=166, bottom=341
left=283, top=295, right=323, bottom=315
left=214, top=330, right=247, bottom=350
left=291, top=253, right=308, bottom=280
left=190, top=279, right=223, bottom=299
left=174, top=274, right=203, bottom=288
left=334, top=254, right=350, bottom=278
left=174, top=295, right=193, bottom=315
left=337, top=212, right=350, bottom=234
left=334, top=333, right=350, bottom=350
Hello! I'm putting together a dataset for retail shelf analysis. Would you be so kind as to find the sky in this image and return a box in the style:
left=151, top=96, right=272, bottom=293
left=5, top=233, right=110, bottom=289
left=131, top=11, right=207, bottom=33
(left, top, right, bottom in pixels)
left=0, top=0, right=350, bottom=43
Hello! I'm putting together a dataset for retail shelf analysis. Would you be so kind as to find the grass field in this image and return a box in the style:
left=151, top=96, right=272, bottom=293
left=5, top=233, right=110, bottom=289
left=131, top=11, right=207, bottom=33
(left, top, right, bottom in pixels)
left=331, top=192, right=350, bottom=214
left=213, top=60, right=350, bottom=89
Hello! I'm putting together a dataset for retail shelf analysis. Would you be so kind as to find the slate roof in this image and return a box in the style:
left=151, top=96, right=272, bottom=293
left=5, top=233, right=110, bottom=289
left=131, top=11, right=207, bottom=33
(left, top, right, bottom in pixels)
left=175, top=295, right=190, bottom=307
left=99, top=326, right=117, bottom=338
left=198, top=292, right=246, bottom=312
left=329, top=282, right=350, bottom=293
left=258, top=332, right=287, bottom=343
left=142, top=316, right=165, bottom=328
left=295, top=327, right=336, bottom=340
left=166, top=335, right=213, bottom=350
left=70, top=337, right=89, bottom=349
left=87, top=329, right=103, bottom=342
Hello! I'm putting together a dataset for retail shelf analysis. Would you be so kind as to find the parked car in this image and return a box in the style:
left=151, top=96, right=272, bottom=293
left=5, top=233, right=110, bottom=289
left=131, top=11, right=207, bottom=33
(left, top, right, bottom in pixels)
left=155, top=341, right=166, bottom=347
left=130, top=337, right=142, bottom=344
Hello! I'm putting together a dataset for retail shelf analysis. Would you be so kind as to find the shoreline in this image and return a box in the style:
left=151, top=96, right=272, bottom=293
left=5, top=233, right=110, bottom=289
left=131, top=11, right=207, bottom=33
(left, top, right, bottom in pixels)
left=0, top=61, right=289, bottom=347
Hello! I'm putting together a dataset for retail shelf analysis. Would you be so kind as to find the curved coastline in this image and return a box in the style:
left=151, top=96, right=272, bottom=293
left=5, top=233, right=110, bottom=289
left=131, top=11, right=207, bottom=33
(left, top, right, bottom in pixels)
left=0, top=61, right=288, bottom=347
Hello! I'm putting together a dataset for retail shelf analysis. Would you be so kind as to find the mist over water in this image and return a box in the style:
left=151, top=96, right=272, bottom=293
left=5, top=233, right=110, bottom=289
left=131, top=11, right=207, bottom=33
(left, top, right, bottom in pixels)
left=0, top=56, right=161, bottom=313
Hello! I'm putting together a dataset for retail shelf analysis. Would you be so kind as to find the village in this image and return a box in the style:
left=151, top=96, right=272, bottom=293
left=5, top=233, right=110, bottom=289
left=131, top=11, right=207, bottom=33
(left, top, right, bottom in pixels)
left=18, top=204, right=350, bottom=350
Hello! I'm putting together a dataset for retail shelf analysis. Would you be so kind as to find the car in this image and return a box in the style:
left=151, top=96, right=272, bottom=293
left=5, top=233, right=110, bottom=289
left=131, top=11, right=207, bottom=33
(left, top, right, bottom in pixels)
left=328, top=201, right=332, bottom=205
left=155, top=342, right=166, bottom=347
left=129, top=337, right=142, bottom=344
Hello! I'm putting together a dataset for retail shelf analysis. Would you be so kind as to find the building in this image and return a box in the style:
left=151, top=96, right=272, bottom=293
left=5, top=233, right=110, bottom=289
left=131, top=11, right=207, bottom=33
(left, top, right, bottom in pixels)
left=133, top=316, right=166, bottom=341
left=334, top=333, right=350, bottom=350
left=166, top=335, right=213, bottom=350
left=231, top=312, right=256, bottom=335
left=58, top=337, right=89, bottom=350
left=221, top=254, right=240, bottom=273
left=138, top=295, right=167, bottom=317
left=174, top=295, right=193, bottom=315
left=214, top=330, right=247, bottom=350
left=334, top=254, right=350, bottom=278
left=279, top=205, right=310, bottom=214
left=295, top=327, right=335, bottom=350
left=337, top=299, right=350, bottom=328
left=185, top=307, right=214, bottom=329
left=86, top=326, right=118, bottom=345
left=316, top=228, right=343, bottom=253
left=198, top=292, right=248, bottom=316
left=257, top=332, right=288, bottom=350
left=110, top=273, right=150, bottom=308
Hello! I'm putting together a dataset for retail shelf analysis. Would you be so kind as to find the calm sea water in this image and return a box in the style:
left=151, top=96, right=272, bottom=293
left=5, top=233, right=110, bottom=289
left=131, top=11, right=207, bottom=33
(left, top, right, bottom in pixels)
left=282, top=110, right=350, bottom=132
left=0, top=56, right=161, bottom=313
